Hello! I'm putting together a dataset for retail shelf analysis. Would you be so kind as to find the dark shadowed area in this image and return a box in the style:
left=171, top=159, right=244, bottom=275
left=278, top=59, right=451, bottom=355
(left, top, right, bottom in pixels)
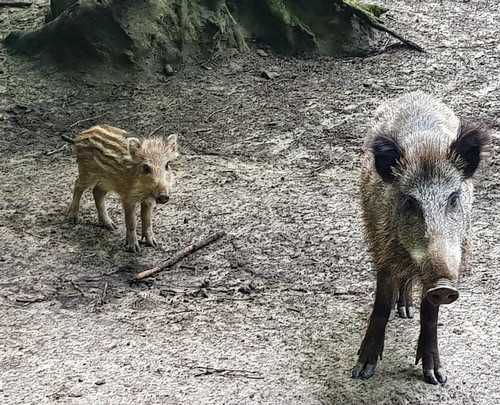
left=1, top=1, right=499, bottom=404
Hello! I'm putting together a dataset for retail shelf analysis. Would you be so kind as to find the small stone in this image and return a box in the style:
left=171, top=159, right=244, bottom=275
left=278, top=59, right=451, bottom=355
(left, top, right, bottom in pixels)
left=163, top=64, right=174, bottom=76
left=256, top=49, right=268, bottom=57
left=261, top=71, right=279, bottom=80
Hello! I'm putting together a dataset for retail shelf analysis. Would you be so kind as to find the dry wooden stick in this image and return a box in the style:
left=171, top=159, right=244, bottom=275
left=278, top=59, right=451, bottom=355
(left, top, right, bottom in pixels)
left=132, top=231, right=227, bottom=281
left=69, top=113, right=107, bottom=128
left=0, top=2, right=32, bottom=7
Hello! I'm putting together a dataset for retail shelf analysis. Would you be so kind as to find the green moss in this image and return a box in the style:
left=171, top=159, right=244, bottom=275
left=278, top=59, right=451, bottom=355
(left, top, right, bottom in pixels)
left=343, top=0, right=388, bottom=20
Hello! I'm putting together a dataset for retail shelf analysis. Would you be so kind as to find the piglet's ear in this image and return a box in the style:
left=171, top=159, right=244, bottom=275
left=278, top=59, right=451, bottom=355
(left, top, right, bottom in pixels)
left=450, top=123, right=490, bottom=178
left=166, top=134, right=180, bottom=159
left=373, top=135, right=404, bottom=182
left=127, top=137, right=142, bottom=155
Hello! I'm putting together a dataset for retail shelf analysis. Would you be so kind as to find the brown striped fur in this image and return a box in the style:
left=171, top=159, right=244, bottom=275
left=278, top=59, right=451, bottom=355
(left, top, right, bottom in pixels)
left=68, top=125, right=179, bottom=252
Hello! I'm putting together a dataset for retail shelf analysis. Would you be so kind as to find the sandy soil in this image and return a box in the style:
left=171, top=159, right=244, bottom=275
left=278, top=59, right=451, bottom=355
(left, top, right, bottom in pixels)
left=1, top=1, right=499, bottom=404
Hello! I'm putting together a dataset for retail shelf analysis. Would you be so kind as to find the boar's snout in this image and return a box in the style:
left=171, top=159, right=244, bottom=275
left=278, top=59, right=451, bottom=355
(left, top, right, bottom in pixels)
left=426, top=279, right=459, bottom=305
left=155, top=194, right=169, bottom=204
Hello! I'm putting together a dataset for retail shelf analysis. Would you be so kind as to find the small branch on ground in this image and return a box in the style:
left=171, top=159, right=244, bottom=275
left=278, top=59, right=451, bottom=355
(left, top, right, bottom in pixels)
left=344, top=0, right=425, bottom=52
left=204, top=107, right=230, bottom=122
left=131, top=231, right=227, bottom=282
left=70, top=280, right=86, bottom=296
left=16, top=296, right=46, bottom=304
left=69, top=114, right=107, bottom=128
left=46, top=144, right=68, bottom=156
left=148, top=125, right=163, bottom=137
left=192, top=366, right=264, bottom=379
left=61, top=135, right=75, bottom=143
left=0, top=2, right=32, bottom=7
left=99, top=282, right=108, bottom=305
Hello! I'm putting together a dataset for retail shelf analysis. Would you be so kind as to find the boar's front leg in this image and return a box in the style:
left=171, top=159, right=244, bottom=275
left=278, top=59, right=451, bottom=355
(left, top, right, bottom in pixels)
left=141, top=199, right=159, bottom=248
left=416, top=297, right=446, bottom=385
left=122, top=199, right=140, bottom=253
left=352, top=272, right=393, bottom=379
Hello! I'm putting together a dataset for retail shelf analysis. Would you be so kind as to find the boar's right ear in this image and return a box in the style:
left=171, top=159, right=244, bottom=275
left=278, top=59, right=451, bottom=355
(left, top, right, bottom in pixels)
left=450, top=123, right=490, bottom=178
left=372, top=135, right=403, bottom=182
left=128, top=137, right=142, bottom=155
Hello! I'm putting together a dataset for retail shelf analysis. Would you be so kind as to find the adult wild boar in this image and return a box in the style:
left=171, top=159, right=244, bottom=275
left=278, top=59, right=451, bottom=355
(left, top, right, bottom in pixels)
left=352, top=92, right=489, bottom=384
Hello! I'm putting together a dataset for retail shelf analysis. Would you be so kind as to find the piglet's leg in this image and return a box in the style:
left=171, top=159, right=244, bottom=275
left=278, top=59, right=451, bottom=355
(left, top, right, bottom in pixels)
left=122, top=200, right=140, bottom=253
left=69, top=176, right=90, bottom=224
left=141, top=199, right=159, bottom=247
left=92, top=185, right=117, bottom=230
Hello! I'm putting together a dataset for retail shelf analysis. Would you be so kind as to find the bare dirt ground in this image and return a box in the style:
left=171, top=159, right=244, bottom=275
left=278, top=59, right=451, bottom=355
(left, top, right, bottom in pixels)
left=1, top=1, right=500, bottom=404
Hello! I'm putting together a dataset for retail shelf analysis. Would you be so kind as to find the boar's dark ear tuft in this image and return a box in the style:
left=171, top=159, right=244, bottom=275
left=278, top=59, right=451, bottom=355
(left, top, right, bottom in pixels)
left=373, top=135, right=404, bottom=182
left=451, top=123, right=490, bottom=178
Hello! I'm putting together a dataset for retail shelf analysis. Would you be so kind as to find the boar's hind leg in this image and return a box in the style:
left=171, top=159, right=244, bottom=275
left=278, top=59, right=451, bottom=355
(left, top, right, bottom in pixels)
left=122, top=200, right=140, bottom=253
left=69, top=177, right=91, bottom=224
left=141, top=200, right=159, bottom=248
left=352, top=272, right=393, bottom=379
left=416, top=297, right=446, bottom=385
left=397, top=278, right=415, bottom=319
left=93, top=185, right=117, bottom=230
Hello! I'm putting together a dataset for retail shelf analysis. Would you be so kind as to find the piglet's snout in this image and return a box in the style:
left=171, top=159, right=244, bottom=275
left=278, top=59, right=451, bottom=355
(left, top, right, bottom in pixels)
left=155, top=194, right=169, bottom=204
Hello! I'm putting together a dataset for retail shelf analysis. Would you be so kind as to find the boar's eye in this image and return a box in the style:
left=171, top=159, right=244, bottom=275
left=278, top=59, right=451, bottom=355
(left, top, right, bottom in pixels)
left=142, top=164, right=152, bottom=174
left=448, top=190, right=460, bottom=210
left=402, top=195, right=419, bottom=214
left=165, top=162, right=170, bottom=171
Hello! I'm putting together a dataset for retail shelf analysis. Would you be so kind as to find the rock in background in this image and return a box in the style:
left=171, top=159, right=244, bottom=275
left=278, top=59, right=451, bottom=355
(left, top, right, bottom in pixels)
left=4, top=0, right=381, bottom=72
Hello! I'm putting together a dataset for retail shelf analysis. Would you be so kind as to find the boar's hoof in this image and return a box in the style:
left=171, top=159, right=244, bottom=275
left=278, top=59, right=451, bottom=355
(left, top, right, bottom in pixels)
left=155, top=195, right=169, bottom=204
left=352, top=361, right=377, bottom=379
left=426, top=283, right=459, bottom=305
left=397, top=305, right=415, bottom=319
left=423, top=368, right=447, bottom=385
left=69, top=215, right=80, bottom=225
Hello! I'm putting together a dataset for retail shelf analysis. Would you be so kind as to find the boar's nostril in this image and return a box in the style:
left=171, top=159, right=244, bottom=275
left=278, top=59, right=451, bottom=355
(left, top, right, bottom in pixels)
left=426, top=284, right=459, bottom=305
left=155, top=195, right=169, bottom=204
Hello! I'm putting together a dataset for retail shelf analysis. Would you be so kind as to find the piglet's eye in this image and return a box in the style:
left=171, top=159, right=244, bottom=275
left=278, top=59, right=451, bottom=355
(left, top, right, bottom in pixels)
left=142, top=164, right=152, bottom=174
left=165, top=162, right=170, bottom=171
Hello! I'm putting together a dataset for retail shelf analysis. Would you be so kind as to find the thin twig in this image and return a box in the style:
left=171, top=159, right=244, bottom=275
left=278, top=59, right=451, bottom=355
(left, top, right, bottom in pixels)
left=204, top=106, right=230, bottom=122
left=192, top=366, right=264, bottom=379
left=0, top=2, right=32, bottom=7
left=70, top=280, right=86, bottom=296
left=148, top=125, right=163, bottom=137
left=69, top=114, right=107, bottom=128
left=16, top=296, right=46, bottom=304
left=99, top=282, right=108, bottom=305
left=46, top=144, right=68, bottom=156
left=132, top=231, right=227, bottom=281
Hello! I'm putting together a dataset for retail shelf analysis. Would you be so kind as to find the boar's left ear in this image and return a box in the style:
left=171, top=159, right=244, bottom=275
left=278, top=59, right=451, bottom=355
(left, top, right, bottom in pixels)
left=166, top=134, right=180, bottom=159
left=450, top=123, right=490, bottom=178
left=372, top=135, right=404, bottom=182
